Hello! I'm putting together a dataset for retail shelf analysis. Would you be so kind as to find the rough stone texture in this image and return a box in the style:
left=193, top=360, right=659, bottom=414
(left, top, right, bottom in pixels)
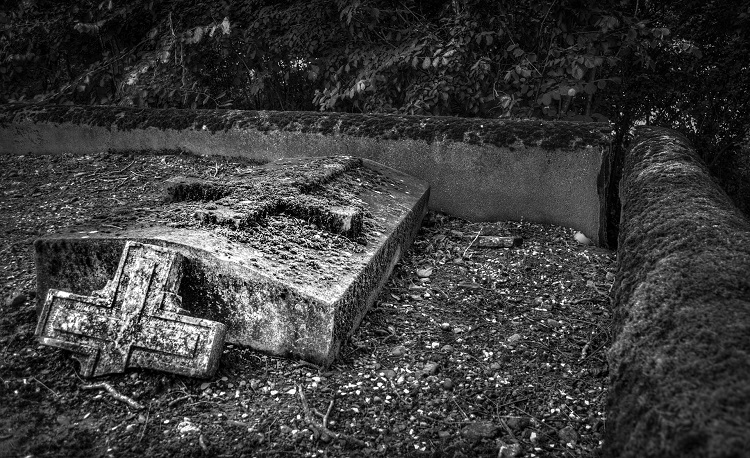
left=36, top=242, right=226, bottom=378
left=164, top=156, right=365, bottom=238
left=35, top=156, right=429, bottom=367
left=0, top=103, right=611, bottom=245
left=606, top=126, right=750, bottom=458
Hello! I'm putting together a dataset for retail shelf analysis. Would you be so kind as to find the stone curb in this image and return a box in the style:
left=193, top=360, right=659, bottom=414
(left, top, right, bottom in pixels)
left=606, top=126, right=750, bottom=457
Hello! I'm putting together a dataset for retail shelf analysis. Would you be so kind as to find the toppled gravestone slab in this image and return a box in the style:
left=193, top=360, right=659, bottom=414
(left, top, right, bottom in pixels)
left=607, top=127, right=750, bottom=458
left=36, top=156, right=429, bottom=366
left=36, top=242, right=226, bottom=378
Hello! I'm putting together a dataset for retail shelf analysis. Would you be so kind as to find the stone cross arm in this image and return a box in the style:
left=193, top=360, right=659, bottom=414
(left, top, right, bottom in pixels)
left=164, top=156, right=366, bottom=238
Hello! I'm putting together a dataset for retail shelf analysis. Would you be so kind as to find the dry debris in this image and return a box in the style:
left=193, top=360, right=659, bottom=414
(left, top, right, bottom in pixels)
left=0, top=151, right=615, bottom=457
left=81, top=382, right=145, bottom=410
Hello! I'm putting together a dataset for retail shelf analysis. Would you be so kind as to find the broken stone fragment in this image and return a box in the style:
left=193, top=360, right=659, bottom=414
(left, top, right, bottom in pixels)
left=35, top=242, right=226, bottom=378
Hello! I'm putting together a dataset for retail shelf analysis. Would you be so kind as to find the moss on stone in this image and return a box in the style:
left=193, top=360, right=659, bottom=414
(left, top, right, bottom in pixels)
left=0, top=104, right=611, bottom=151
left=606, top=126, right=750, bottom=458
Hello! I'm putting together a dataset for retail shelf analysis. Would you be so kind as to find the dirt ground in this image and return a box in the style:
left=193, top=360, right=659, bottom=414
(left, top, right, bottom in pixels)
left=0, top=151, right=614, bottom=457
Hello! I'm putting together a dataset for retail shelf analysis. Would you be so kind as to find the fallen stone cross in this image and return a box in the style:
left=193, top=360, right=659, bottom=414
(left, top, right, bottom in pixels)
left=36, top=156, right=429, bottom=367
left=165, top=155, right=364, bottom=237
left=35, top=242, right=226, bottom=378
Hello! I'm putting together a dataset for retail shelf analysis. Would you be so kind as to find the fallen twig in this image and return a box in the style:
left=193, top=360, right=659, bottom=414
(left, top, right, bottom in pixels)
left=296, top=384, right=366, bottom=447
left=495, top=397, right=530, bottom=410
left=31, top=376, right=59, bottom=398
left=452, top=398, right=470, bottom=420
left=110, top=176, right=131, bottom=191
left=570, top=296, right=603, bottom=305
left=511, top=405, right=556, bottom=432
left=138, top=408, right=150, bottom=443
left=2, top=333, right=18, bottom=356
left=498, top=418, right=518, bottom=443
left=293, top=360, right=322, bottom=372
left=580, top=342, right=608, bottom=362
left=462, top=227, right=483, bottom=258
left=227, top=419, right=254, bottom=429
left=114, top=159, right=136, bottom=174
left=580, top=340, right=592, bottom=360
left=81, top=381, right=144, bottom=410
left=313, top=399, right=335, bottom=429
left=167, top=394, right=193, bottom=407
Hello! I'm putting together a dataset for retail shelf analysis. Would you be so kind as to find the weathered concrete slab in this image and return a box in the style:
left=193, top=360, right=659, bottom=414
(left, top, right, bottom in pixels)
left=35, top=156, right=429, bottom=366
left=0, top=104, right=611, bottom=245
left=607, top=127, right=750, bottom=458
left=36, top=242, right=226, bottom=378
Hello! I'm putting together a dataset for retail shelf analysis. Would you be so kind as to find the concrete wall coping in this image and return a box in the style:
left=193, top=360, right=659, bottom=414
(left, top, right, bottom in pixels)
left=0, top=103, right=610, bottom=151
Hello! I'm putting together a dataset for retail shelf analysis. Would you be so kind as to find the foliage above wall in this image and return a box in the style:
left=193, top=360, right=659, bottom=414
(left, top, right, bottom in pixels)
left=0, top=0, right=676, bottom=119
left=1, top=0, right=749, bottom=216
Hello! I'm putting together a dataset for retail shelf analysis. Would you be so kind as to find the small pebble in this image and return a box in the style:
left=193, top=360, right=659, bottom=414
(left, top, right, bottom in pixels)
left=379, top=369, right=396, bottom=380
left=498, top=441, right=523, bottom=458
left=462, top=421, right=499, bottom=441
left=574, top=232, right=591, bottom=245
left=390, top=346, right=406, bottom=357
left=505, top=416, right=528, bottom=431
left=558, top=425, right=579, bottom=443
left=442, top=378, right=454, bottom=390
left=420, top=362, right=439, bottom=376
left=416, top=267, right=433, bottom=278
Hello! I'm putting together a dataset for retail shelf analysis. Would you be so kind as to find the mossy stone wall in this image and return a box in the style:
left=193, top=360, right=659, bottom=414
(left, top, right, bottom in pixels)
left=606, top=126, right=750, bottom=457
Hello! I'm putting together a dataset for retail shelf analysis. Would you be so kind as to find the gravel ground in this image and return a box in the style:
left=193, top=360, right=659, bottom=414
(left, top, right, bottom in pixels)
left=0, top=151, right=615, bottom=457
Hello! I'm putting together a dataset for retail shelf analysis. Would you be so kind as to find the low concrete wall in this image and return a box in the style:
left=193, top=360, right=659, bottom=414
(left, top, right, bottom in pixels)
left=606, top=127, right=750, bottom=457
left=0, top=104, right=611, bottom=245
